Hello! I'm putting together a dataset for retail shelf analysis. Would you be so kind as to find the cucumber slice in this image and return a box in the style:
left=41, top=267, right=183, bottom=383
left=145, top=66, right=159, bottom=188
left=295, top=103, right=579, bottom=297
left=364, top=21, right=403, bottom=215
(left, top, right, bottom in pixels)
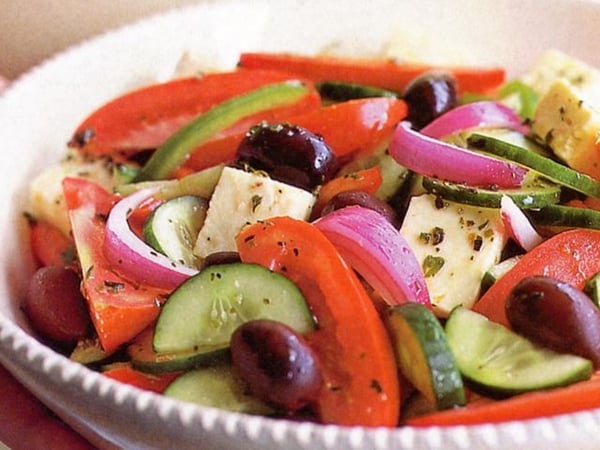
left=338, top=144, right=411, bottom=201
left=115, top=164, right=224, bottom=199
left=445, top=307, right=592, bottom=396
left=584, top=272, right=600, bottom=308
left=142, top=195, right=207, bottom=268
left=153, top=262, right=315, bottom=353
left=70, top=337, right=109, bottom=365
left=528, top=204, right=600, bottom=230
left=384, top=303, right=465, bottom=410
left=127, top=327, right=228, bottom=374
left=164, top=363, right=274, bottom=415
left=468, top=133, right=600, bottom=198
left=480, top=255, right=522, bottom=294
left=422, top=176, right=560, bottom=209
left=316, top=80, right=398, bottom=101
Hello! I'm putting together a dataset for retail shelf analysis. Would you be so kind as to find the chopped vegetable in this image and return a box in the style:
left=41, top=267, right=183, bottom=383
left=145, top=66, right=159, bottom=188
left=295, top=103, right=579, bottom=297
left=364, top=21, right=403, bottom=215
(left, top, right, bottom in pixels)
left=408, top=374, right=600, bottom=426
left=24, top=49, right=600, bottom=429
left=135, top=81, right=312, bottom=181
left=500, top=195, right=544, bottom=251
left=238, top=52, right=506, bottom=94
left=237, top=217, right=400, bottom=427
left=103, top=188, right=199, bottom=291
left=314, top=205, right=430, bottom=306
left=420, top=101, right=528, bottom=139
left=390, top=121, right=528, bottom=188
left=313, top=167, right=383, bottom=216
left=385, top=303, right=465, bottom=409
left=474, top=228, right=600, bottom=327
left=102, top=364, right=180, bottom=393
left=69, top=69, right=320, bottom=158
left=63, top=177, right=167, bottom=352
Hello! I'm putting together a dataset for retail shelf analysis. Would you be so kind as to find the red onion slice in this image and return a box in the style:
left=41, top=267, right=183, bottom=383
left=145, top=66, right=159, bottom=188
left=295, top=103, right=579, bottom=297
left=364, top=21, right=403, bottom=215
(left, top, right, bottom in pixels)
left=390, top=121, right=528, bottom=188
left=103, top=188, right=198, bottom=290
left=314, top=205, right=431, bottom=306
left=421, top=101, right=529, bottom=139
left=500, top=195, right=544, bottom=251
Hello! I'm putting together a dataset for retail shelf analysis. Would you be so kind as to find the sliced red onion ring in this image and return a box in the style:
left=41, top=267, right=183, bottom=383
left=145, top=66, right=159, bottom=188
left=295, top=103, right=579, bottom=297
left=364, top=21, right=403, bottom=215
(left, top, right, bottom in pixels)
left=500, top=195, right=543, bottom=251
left=421, top=101, right=529, bottom=139
left=390, top=121, right=528, bottom=188
left=314, top=205, right=431, bottom=306
left=103, top=188, right=198, bottom=290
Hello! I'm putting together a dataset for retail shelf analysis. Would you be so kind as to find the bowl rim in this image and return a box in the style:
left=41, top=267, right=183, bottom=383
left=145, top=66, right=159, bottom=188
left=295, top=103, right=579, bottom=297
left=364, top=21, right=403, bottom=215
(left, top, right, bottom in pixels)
left=3, top=0, right=600, bottom=448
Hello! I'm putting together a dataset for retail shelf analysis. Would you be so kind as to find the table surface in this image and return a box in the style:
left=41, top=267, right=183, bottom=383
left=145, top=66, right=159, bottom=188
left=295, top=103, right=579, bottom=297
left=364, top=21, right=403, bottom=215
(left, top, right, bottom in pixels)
left=0, top=0, right=202, bottom=80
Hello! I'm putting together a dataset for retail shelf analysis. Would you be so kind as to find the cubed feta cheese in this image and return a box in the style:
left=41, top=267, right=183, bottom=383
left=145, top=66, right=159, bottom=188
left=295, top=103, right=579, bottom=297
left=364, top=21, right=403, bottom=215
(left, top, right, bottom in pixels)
left=522, top=49, right=600, bottom=109
left=400, top=194, right=506, bottom=317
left=194, top=167, right=316, bottom=258
left=532, top=79, right=600, bottom=181
left=29, top=151, right=115, bottom=235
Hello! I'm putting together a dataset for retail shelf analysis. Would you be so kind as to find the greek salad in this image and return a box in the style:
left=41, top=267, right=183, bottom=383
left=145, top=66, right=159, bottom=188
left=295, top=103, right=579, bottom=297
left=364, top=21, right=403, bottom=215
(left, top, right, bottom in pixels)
left=23, top=49, right=600, bottom=427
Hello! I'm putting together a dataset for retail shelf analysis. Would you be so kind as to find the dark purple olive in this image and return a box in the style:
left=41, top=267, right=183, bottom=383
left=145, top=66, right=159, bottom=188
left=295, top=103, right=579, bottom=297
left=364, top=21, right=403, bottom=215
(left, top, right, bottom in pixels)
left=506, top=275, right=600, bottom=367
left=230, top=319, right=322, bottom=412
left=403, top=71, right=457, bottom=129
left=235, top=122, right=339, bottom=190
left=202, top=251, right=241, bottom=268
left=318, top=189, right=398, bottom=226
left=23, top=265, right=91, bottom=346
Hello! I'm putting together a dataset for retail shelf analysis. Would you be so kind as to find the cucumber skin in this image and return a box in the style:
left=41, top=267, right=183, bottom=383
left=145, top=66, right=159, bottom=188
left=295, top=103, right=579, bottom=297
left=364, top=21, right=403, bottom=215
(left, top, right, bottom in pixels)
left=468, top=133, right=600, bottom=198
left=164, top=363, right=274, bottom=415
left=316, top=81, right=398, bottom=101
left=385, top=303, right=465, bottom=410
left=422, top=176, right=560, bottom=209
left=127, top=328, right=229, bottom=374
left=446, top=307, right=592, bottom=397
left=529, top=204, right=600, bottom=230
left=142, top=195, right=206, bottom=268
left=153, top=262, right=315, bottom=353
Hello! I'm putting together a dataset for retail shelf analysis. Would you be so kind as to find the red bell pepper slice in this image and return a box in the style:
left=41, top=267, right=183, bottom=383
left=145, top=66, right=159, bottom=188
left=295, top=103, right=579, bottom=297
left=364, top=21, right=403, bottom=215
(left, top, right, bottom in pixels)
left=68, top=69, right=320, bottom=158
left=238, top=52, right=506, bottom=94
left=473, top=229, right=600, bottom=327
left=407, top=372, right=600, bottom=426
left=63, top=177, right=167, bottom=353
left=28, top=219, right=74, bottom=268
left=313, top=166, right=383, bottom=216
left=102, top=364, right=179, bottom=393
left=236, top=217, right=400, bottom=427
left=183, top=96, right=407, bottom=172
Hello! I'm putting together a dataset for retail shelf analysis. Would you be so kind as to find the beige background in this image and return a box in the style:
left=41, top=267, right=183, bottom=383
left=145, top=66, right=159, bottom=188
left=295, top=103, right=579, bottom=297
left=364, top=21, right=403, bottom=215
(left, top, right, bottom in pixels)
left=0, top=0, right=203, bottom=80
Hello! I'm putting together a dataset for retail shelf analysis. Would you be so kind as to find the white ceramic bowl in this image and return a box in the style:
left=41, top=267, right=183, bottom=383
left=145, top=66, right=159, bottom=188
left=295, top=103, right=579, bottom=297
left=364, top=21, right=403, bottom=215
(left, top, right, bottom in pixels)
left=3, top=0, right=600, bottom=448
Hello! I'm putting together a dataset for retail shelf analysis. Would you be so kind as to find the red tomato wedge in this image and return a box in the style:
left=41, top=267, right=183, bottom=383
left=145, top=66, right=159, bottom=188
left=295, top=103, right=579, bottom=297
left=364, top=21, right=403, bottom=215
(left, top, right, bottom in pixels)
left=407, top=372, right=600, bottom=426
left=102, top=364, right=179, bottom=393
left=238, top=52, right=506, bottom=94
left=474, top=229, right=600, bottom=327
left=313, top=166, right=383, bottom=215
left=292, top=97, right=407, bottom=157
left=183, top=96, right=407, bottom=172
left=28, top=219, right=74, bottom=268
left=236, top=217, right=400, bottom=427
left=69, top=69, right=320, bottom=158
left=63, top=177, right=167, bottom=353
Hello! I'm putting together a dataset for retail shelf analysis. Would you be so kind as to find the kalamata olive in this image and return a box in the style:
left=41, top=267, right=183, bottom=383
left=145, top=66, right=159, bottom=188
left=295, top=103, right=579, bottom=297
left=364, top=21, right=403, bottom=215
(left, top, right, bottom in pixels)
left=506, top=275, right=600, bottom=367
left=319, top=190, right=398, bottom=226
left=230, top=319, right=322, bottom=412
left=23, top=265, right=91, bottom=346
left=403, top=71, right=457, bottom=129
left=235, top=122, right=339, bottom=190
left=202, top=251, right=241, bottom=268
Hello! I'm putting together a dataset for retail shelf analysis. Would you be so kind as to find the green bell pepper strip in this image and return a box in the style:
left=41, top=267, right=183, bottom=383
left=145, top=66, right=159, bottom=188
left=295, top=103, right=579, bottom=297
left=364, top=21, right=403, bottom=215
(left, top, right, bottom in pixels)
left=134, top=81, right=310, bottom=181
